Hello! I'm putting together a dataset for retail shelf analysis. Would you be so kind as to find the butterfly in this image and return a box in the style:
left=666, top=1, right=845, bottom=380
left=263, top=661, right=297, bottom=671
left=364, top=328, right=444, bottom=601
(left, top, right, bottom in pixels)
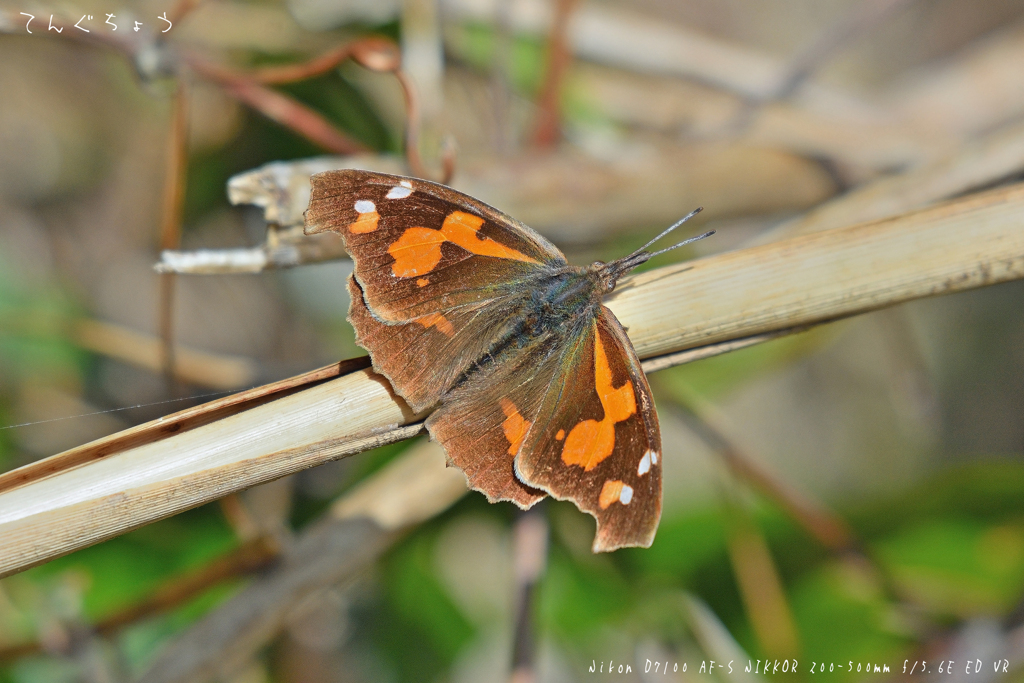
left=304, top=170, right=709, bottom=551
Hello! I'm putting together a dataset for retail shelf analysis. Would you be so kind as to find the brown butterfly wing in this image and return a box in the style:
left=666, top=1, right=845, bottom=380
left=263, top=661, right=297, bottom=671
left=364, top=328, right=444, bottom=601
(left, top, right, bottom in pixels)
left=307, top=170, right=566, bottom=411
left=346, top=275, right=536, bottom=413
left=514, top=308, right=662, bottom=552
left=423, top=333, right=567, bottom=509
left=426, top=301, right=662, bottom=548
left=305, top=170, right=565, bottom=323
left=349, top=275, right=547, bottom=507
left=307, top=170, right=662, bottom=547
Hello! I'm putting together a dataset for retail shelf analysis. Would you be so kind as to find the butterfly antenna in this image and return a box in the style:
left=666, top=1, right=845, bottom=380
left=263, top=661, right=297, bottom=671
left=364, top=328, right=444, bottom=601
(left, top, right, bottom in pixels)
left=629, top=207, right=705, bottom=259
left=648, top=228, right=715, bottom=259
left=606, top=208, right=713, bottom=278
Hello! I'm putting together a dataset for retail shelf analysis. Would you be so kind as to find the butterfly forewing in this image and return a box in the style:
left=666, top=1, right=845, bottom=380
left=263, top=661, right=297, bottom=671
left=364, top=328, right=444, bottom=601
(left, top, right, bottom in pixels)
left=306, top=170, right=565, bottom=323
left=308, top=171, right=567, bottom=411
left=514, top=309, right=662, bottom=552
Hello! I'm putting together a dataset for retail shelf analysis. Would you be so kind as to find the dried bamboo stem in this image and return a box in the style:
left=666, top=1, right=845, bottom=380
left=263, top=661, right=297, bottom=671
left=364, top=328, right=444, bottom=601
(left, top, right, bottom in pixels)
left=0, top=182, right=1022, bottom=577
left=223, top=146, right=833, bottom=237
left=73, top=319, right=258, bottom=389
left=885, top=20, right=1024, bottom=138
left=612, top=182, right=1024, bottom=358
left=754, top=118, right=1024, bottom=244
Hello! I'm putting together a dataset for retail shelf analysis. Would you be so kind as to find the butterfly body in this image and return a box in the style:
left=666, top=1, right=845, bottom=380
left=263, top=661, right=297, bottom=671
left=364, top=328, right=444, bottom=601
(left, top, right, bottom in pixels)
left=513, top=266, right=601, bottom=333
left=306, top=170, right=665, bottom=552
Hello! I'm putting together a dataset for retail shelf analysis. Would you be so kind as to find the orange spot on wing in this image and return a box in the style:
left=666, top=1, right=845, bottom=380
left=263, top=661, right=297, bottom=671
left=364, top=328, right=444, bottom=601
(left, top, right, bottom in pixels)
left=599, top=480, right=625, bottom=509
left=500, top=398, right=531, bottom=456
left=561, top=328, right=637, bottom=471
left=388, top=211, right=538, bottom=278
left=555, top=429, right=565, bottom=440
left=349, top=211, right=379, bottom=234
left=389, top=227, right=445, bottom=277
left=416, top=312, right=455, bottom=336
left=416, top=278, right=429, bottom=287
left=440, top=212, right=539, bottom=263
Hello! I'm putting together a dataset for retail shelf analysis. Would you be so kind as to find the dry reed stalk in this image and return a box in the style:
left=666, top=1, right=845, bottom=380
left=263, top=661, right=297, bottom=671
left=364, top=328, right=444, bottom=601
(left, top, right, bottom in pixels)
left=574, top=64, right=950, bottom=174
left=611, top=182, right=1024, bottom=358
left=886, top=20, right=1024, bottom=138
left=223, top=145, right=833, bottom=233
left=0, top=182, right=1023, bottom=577
left=754, top=118, right=1024, bottom=244
left=73, top=320, right=257, bottom=390
left=159, top=143, right=835, bottom=273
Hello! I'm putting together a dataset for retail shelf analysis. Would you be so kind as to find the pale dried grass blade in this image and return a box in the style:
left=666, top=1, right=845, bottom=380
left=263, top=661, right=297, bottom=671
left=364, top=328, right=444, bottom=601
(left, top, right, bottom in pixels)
left=73, top=319, right=258, bottom=389
left=886, top=20, right=1024, bottom=137
left=754, top=118, right=1024, bottom=244
left=222, top=147, right=835, bottom=236
left=613, top=182, right=1024, bottom=360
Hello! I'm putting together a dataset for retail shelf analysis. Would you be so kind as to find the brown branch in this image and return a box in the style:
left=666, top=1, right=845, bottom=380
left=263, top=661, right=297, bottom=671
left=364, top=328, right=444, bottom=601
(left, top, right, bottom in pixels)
left=0, top=535, right=280, bottom=663
left=531, top=0, right=579, bottom=148
left=2, top=10, right=383, bottom=157
left=187, top=57, right=369, bottom=155
left=158, top=82, right=190, bottom=395
left=185, top=39, right=450, bottom=181
left=509, top=506, right=548, bottom=683
left=221, top=31, right=451, bottom=183
left=250, top=37, right=400, bottom=84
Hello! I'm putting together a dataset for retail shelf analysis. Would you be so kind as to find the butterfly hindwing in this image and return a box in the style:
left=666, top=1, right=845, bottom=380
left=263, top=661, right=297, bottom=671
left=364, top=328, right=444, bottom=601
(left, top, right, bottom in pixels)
left=514, top=308, right=662, bottom=552
left=305, top=170, right=566, bottom=323
left=349, top=273, right=550, bottom=506
left=423, top=332, right=567, bottom=509
left=347, top=276, right=535, bottom=413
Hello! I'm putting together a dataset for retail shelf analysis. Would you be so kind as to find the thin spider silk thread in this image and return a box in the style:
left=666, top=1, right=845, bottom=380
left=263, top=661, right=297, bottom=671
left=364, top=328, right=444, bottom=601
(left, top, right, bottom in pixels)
left=0, top=388, right=247, bottom=431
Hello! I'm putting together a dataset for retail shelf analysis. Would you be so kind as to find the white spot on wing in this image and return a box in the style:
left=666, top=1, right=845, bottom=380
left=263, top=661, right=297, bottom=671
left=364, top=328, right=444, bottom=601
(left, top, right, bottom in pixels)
left=651, top=451, right=659, bottom=465
left=637, top=450, right=652, bottom=476
left=386, top=185, right=413, bottom=199
left=619, top=484, right=633, bottom=505
left=354, top=199, right=376, bottom=213
left=400, top=180, right=412, bottom=188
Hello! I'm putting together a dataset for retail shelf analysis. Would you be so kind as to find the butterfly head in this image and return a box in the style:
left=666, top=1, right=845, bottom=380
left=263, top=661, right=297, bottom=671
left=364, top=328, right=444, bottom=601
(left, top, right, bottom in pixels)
left=594, top=207, right=712, bottom=293
left=593, top=251, right=653, bottom=293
